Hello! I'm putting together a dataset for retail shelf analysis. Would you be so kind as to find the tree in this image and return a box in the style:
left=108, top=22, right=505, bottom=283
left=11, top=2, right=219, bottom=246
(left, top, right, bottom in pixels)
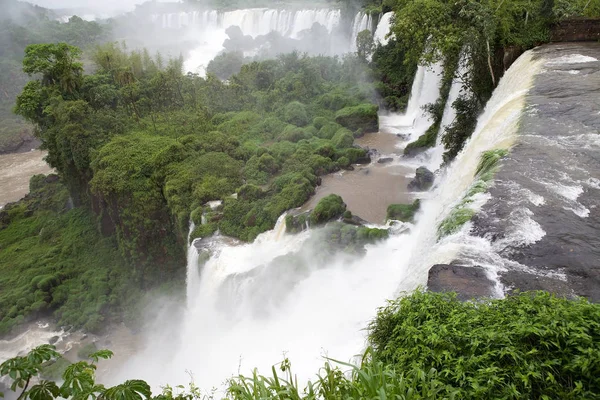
left=356, top=29, right=375, bottom=61
left=21, top=43, right=83, bottom=97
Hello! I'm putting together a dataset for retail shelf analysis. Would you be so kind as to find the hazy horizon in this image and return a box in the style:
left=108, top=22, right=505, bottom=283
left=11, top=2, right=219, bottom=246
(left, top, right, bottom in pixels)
left=27, top=0, right=165, bottom=13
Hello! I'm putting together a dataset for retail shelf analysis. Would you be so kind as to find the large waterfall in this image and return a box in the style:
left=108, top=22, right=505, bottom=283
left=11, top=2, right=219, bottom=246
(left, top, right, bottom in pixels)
left=152, top=9, right=342, bottom=38
left=380, top=62, right=444, bottom=144
left=148, top=8, right=394, bottom=75
left=373, top=12, right=393, bottom=45
left=112, top=43, right=547, bottom=393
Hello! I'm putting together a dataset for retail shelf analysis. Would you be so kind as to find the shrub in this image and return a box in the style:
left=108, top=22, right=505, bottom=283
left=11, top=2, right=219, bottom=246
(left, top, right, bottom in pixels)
left=283, top=101, right=309, bottom=127
left=311, top=194, right=346, bottom=225
left=335, top=104, right=379, bottom=135
left=370, top=291, right=600, bottom=399
left=386, top=199, right=420, bottom=222
left=331, top=128, right=354, bottom=148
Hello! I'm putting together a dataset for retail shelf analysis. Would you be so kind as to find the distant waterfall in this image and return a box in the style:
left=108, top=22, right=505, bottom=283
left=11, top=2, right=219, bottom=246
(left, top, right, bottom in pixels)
left=380, top=62, right=444, bottom=141
left=151, top=8, right=342, bottom=38
left=373, top=12, right=393, bottom=45
left=350, top=12, right=373, bottom=51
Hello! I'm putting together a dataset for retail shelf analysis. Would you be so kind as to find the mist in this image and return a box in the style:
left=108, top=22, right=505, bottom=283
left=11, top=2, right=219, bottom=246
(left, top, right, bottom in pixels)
left=27, top=0, right=151, bottom=14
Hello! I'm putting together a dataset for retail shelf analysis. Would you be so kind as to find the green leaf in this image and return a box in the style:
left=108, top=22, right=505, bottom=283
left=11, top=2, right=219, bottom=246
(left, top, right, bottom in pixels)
left=88, top=350, right=114, bottom=364
left=102, top=380, right=151, bottom=400
left=28, top=381, right=60, bottom=400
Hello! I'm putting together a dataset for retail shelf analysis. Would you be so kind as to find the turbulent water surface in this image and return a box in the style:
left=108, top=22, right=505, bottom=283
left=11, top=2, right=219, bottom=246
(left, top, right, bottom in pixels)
left=465, top=43, right=600, bottom=300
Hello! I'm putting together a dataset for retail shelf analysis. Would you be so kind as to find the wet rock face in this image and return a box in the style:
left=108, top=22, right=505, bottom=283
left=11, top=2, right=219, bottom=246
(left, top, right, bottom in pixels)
left=407, top=167, right=434, bottom=191
left=466, top=44, right=600, bottom=302
left=427, top=264, right=496, bottom=301
left=377, top=157, right=394, bottom=164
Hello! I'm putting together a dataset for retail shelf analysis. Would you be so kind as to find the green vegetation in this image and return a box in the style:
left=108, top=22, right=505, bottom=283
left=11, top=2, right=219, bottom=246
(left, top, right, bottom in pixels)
left=383, top=0, right=597, bottom=162
left=0, top=175, right=140, bottom=335
left=310, top=194, right=346, bottom=225
left=3, top=39, right=379, bottom=331
left=369, top=290, right=600, bottom=399
left=4, top=291, right=599, bottom=399
left=386, top=199, right=420, bottom=222
left=0, top=2, right=110, bottom=152
left=438, top=149, right=508, bottom=237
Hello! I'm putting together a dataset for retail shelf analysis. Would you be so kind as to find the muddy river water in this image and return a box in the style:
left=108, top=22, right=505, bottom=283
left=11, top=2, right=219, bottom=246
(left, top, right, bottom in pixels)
left=0, top=150, right=52, bottom=208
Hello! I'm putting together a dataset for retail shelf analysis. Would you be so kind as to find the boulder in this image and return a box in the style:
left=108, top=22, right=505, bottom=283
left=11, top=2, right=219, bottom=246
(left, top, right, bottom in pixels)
left=377, top=157, right=394, bottom=164
left=386, top=199, right=420, bottom=222
left=334, top=104, right=379, bottom=135
left=408, top=166, right=434, bottom=191
left=427, top=264, right=496, bottom=301
left=285, top=210, right=312, bottom=234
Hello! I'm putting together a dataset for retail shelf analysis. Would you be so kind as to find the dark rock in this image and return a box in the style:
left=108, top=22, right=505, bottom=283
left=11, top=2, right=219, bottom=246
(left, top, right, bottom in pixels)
left=408, top=167, right=434, bottom=191
left=360, top=168, right=370, bottom=175
left=45, top=174, right=60, bottom=183
left=285, top=210, right=312, bottom=234
left=403, top=146, right=428, bottom=158
left=343, top=214, right=369, bottom=226
left=428, top=264, right=496, bottom=301
left=48, top=336, right=60, bottom=345
left=377, top=157, right=394, bottom=164
left=396, top=133, right=411, bottom=140
left=366, top=148, right=379, bottom=158
left=334, top=104, right=379, bottom=135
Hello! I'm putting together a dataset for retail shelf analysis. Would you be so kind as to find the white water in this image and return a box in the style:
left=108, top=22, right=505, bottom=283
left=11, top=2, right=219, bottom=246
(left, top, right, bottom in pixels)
left=112, top=50, right=542, bottom=393
left=373, top=12, right=393, bottom=46
left=427, top=55, right=469, bottom=170
left=152, top=8, right=342, bottom=74
left=350, top=12, right=373, bottom=51
left=382, top=62, right=444, bottom=144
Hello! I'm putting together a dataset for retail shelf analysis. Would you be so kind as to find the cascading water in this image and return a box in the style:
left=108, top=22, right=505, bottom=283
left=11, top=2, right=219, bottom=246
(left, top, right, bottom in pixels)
left=113, top=49, right=543, bottom=392
left=381, top=62, right=444, bottom=143
left=427, top=55, right=469, bottom=170
left=155, top=8, right=343, bottom=75
left=373, top=12, right=393, bottom=45
left=350, top=12, right=372, bottom=51
left=153, top=9, right=341, bottom=36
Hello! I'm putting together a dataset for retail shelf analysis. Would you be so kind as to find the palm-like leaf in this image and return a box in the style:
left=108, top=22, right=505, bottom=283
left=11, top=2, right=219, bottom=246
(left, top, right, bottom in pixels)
left=28, top=381, right=60, bottom=400
left=102, top=380, right=151, bottom=400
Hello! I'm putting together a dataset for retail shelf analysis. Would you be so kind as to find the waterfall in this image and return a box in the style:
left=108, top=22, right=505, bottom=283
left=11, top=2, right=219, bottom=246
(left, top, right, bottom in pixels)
left=153, top=9, right=342, bottom=37
left=113, top=50, right=543, bottom=393
left=381, top=62, right=444, bottom=141
left=427, top=55, right=469, bottom=170
left=373, top=12, right=393, bottom=45
left=186, top=222, right=200, bottom=306
left=350, top=12, right=372, bottom=51
left=158, top=8, right=343, bottom=75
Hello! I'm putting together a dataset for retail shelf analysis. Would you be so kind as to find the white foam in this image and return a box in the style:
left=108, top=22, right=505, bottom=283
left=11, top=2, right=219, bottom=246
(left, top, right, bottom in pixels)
left=545, top=54, right=598, bottom=66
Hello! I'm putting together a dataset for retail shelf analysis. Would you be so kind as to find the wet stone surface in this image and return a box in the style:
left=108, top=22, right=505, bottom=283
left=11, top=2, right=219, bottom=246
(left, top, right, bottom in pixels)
left=470, top=43, right=600, bottom=301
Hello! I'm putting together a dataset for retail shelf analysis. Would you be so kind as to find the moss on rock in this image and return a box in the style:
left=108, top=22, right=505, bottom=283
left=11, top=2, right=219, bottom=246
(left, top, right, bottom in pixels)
left=335, top=104, right=379, bottom=136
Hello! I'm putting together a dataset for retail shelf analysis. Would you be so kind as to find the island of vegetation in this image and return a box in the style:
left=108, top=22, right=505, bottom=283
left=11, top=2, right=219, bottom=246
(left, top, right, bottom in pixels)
left=0, top=0, right=599, bottom=396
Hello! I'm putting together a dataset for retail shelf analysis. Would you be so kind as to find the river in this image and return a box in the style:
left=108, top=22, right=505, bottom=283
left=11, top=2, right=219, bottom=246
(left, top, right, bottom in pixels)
left=0, top=150, right=52, bottom=209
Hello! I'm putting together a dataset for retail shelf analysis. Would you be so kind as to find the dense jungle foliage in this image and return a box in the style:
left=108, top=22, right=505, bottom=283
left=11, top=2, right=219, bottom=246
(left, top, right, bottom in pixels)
left=0, top=36, right=382, bottom=333
left=0, top=175, right=146, bottom=335
left=0, top=0, right=597, bottom=344
left=0, top=0, right=110, bottom=152
left=2, top=291, right=599, bottom=399
left=382, top=0, right=599, bottom=162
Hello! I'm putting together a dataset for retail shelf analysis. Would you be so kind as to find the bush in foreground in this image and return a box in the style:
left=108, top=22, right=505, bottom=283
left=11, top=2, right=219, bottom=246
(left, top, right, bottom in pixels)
left=2, top=291, right=598, bottom=400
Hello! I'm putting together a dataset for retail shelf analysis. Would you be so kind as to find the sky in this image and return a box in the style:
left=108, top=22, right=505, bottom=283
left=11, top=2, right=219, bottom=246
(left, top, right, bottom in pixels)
left=27, top=0, right=157, bottom=13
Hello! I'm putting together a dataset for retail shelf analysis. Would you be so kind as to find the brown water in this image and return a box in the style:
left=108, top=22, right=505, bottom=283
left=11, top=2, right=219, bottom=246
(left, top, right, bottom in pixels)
left=0, top=150, right=52, bottom=208
left=303, top=131, right=413, bottom=224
